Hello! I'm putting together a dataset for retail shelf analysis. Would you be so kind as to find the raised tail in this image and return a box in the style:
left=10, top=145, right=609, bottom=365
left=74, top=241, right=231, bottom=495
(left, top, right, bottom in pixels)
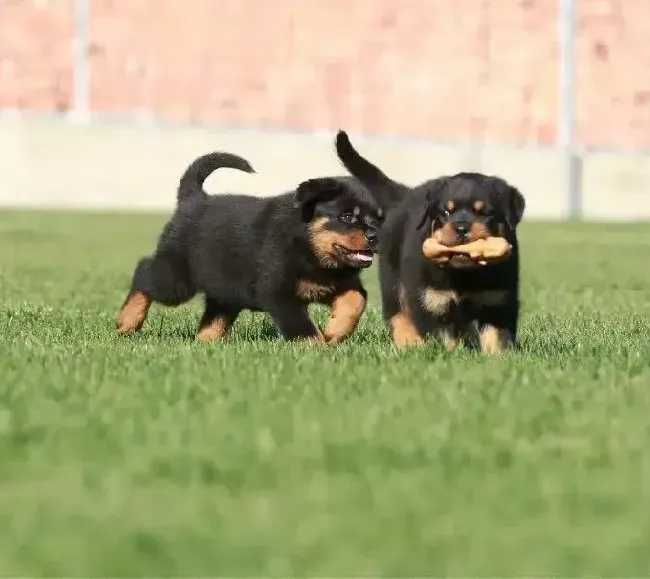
left=177, top=152, right=256, bottom=203
left=335, top=130, right=410, bottom=209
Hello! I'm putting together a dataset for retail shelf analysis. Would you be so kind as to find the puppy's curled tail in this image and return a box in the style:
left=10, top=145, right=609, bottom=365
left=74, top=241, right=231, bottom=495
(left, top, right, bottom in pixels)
left=177, top=152, right=256, bottom=203
left=335, top=130, right=409, bottom=210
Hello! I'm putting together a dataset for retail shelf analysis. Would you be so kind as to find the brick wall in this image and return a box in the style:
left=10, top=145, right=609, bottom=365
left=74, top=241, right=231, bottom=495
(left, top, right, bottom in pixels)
left=1, top=0, right=648, bottom=149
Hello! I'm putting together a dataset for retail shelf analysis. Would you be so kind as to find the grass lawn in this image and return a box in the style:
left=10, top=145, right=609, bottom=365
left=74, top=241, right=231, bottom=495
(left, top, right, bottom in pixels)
left=0, top=210, right=649, bottom=576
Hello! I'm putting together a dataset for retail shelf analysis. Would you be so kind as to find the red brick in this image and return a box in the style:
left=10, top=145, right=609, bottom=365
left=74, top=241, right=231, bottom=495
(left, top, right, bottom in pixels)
left=3, top=0, right=650, bottom=149
left=0, top=0, right=74, bottom=111
left=575, top=0, right=650, bottom=148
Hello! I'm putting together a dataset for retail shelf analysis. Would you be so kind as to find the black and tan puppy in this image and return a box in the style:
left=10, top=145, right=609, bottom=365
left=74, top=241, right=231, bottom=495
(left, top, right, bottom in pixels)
left=116, top=151, right=383, bottom=344
left=335, top=130, right=525, bottom=354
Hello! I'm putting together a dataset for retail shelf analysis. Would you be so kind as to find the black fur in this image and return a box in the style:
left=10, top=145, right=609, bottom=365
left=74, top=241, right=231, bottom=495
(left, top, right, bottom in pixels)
left=335, top=130, right=410, bottom=209
left=335, top=130, right=526, bottom=352
left=116, top=151, right=384, bottom=343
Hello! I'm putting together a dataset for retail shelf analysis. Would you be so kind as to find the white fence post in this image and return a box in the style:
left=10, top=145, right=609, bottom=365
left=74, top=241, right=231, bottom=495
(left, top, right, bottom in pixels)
left=558, top=0, right=581, bottom=218
left=70, top=0, right=91, bottom=123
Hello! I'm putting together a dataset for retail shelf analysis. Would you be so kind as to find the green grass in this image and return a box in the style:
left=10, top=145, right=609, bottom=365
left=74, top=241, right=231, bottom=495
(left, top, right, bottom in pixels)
left=1, top=210, right=649, bottom=576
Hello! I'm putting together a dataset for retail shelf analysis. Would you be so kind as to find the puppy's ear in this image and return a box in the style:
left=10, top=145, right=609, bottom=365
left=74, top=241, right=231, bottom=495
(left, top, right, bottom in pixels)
left=414, top=180, right=446, bottom=232
left=415, top=202, right=433, bottom=232
left=293, top=177, right=342, bottom=220
left=492, top=178, right=525, bottom=229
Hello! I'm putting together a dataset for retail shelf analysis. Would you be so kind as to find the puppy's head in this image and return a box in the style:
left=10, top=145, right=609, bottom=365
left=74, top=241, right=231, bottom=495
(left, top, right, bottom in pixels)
left=293, top=176, right=384, bottom=269
left=416, top=173, right=525, bottom=267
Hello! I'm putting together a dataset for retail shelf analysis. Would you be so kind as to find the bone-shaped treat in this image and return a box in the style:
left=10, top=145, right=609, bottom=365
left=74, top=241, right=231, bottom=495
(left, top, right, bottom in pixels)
left=422, top=236, right=512, bottom=265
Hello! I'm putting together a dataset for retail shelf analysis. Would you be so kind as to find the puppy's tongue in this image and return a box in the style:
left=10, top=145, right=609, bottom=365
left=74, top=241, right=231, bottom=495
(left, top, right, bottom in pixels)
left=351, top=252, right=373, bottom=263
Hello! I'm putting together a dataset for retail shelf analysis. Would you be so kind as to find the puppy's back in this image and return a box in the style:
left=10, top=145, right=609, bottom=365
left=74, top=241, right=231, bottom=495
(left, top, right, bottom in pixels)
left=187, top=192, right=295, bottom=297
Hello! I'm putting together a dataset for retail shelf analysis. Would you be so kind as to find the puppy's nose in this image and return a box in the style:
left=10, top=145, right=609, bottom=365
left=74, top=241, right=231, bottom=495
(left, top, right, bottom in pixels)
left=365, top=229, right=378, bottom=247
left=455, top=222, right=470, bottom=239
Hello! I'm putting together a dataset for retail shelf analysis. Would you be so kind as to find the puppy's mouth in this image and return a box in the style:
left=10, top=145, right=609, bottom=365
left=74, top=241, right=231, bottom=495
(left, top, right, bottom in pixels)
left=447, top=254, right=480, bottom=269
left=333, top=244, right=374, bottom=268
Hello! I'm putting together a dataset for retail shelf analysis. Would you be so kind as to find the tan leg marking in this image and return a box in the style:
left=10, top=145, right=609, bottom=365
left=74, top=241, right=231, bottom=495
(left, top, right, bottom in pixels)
left=116, top=291, right=151, bottom=335
left=295, top=328, right=326, bottom=346
left=323, top=290, right=367, bottom=345
left=390, top=312, right=425, bottom=349
left=197, top=316, right=234, bottom=342
left=479, top=325, right=514, bottom=355
left=439, top=326, right=461, bottom=352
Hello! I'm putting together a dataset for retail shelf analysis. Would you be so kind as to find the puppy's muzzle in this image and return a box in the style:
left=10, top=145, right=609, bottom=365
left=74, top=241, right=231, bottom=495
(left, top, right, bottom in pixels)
left=453, top=222, right=471, bottom=242
left=365, top=228, right=379, bottom=252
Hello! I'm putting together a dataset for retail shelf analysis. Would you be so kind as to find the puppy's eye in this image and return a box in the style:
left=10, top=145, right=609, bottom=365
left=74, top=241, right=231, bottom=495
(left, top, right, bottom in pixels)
left=340, top=213, right=357, bottom=224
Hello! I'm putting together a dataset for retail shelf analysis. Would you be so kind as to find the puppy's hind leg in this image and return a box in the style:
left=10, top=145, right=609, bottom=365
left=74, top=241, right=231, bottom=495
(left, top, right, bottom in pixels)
left=116, top=252, right=196, bottom=335
left=116, top=257, right=153, bottom=334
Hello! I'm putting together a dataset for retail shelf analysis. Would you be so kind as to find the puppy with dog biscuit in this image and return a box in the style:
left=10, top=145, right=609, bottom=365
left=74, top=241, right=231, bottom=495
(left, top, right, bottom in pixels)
left=335, top=130, right=525, bottom=354
left=116, top=150, right=383, bottom=344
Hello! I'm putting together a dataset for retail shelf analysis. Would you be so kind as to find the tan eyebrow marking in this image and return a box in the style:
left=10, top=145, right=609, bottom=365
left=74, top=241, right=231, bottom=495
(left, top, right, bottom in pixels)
left=473, top=200, right=485, bottom=212
left=446, top=200, right=455, bottom=212
left=353, top=206, right=361, bottom=216
left=377, top=207, right=383, bottom=218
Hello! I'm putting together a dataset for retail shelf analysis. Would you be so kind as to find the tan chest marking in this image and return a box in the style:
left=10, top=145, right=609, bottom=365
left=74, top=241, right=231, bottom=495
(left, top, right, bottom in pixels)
left=420, top=288, right=459, bottom=315
left=296, top=279, right=336, bottom=302
left=420, top=287, right=510, bottom=315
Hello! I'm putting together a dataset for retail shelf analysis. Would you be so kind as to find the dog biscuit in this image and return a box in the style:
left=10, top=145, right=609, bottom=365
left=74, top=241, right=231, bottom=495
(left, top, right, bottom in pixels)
left=422, top=236, right=512, bottom=265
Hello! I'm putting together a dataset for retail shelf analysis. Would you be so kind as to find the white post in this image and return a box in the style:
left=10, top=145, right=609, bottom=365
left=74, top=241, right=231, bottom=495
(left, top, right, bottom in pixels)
left=558, top=0, right=581, bottom=218
left=70, top=0, right=91, bottom=123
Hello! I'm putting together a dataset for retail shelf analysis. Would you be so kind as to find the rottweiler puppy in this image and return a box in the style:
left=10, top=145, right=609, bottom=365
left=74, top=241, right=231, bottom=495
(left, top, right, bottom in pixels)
left=335, top=130, right=525, bottom=354
left=116, top=150, right=383, bottom=344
